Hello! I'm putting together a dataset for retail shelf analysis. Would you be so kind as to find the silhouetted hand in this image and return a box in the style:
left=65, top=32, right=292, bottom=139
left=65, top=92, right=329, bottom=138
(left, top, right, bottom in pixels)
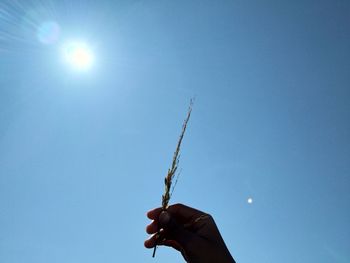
left=145, top=203, right=235, bottom=263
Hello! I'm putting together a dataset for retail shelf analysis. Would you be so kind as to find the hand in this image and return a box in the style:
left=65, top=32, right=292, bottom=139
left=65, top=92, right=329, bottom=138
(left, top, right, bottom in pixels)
left=144, top=203, right=235, bottom=263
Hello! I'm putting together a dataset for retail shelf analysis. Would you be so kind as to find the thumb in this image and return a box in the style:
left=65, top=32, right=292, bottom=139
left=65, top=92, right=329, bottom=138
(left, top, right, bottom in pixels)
left=158, top=211, right=196, bottom=247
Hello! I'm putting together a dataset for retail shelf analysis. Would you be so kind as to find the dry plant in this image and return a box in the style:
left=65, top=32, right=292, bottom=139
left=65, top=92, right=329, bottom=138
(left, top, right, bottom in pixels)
left=152, top=99, right=194, bottom=258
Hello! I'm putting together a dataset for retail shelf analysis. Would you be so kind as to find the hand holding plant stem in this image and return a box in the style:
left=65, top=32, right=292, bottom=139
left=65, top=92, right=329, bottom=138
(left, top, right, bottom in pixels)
left=152, top=99, right=194, bottom=258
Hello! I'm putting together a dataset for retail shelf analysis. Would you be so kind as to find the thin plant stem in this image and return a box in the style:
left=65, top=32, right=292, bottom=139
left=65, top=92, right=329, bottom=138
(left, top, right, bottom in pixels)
left=152, top=99, right=194, bottom=258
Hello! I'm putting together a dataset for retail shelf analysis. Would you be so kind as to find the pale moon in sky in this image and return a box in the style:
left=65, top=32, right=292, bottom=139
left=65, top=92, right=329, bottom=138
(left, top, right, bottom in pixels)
left=247, top=197, right=253, bottom=204
left=62, top=41, right=94, bottom=70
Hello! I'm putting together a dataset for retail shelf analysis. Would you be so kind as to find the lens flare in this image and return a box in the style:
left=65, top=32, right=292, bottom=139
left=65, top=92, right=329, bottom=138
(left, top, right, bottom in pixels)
left=62, top=41, right=94, bottom=70
left=37, top=21, right=61, bottom=44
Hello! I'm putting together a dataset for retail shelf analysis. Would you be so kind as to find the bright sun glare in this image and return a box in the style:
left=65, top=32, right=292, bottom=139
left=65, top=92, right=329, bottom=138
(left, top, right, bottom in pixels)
left=62, top=41, right=94, bottom=71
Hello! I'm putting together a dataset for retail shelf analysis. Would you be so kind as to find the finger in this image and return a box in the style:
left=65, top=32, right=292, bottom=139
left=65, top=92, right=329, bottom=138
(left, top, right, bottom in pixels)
left=144, top=230, right=165, bottom=248
left=146, top=220, right=159, bottom=234
left=157, top=211, right=198, bottom=248
left=145, top=233, right=183, bottom=252
left=147, top=207, right=163, bottom=220
left=167, top=203, right=206, bottom=224
left=159, top=239, right=183, bottom=252
left=144, top=236, right=156, bottom=248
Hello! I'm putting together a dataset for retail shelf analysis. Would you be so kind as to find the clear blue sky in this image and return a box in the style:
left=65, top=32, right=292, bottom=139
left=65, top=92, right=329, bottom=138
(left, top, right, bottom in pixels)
left=1, top=1, right=349, bottom=262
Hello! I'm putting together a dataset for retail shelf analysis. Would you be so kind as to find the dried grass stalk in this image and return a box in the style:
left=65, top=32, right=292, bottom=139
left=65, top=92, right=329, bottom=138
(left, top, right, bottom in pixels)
left=152, top=99, right=194, bottom=258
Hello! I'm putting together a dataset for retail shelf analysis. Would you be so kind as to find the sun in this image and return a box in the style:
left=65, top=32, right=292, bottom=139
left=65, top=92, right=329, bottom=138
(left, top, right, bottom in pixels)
left=62, top=41, right=94, bottom=71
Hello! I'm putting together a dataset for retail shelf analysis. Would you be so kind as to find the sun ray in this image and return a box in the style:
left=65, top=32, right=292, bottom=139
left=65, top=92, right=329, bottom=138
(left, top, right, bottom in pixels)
left=0, top=0, right=61, bottom=53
